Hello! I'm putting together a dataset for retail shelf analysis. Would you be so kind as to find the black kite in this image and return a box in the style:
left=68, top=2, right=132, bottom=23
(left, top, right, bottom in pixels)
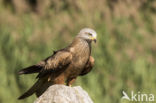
left=18, top=28, right=97, bottom=99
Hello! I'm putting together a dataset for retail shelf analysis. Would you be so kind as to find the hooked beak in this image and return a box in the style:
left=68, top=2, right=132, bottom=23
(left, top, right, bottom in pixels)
left=91, top=37, right=97, bottom=43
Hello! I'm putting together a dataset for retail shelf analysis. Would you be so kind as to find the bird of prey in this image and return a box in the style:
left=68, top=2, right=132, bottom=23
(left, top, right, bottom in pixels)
left=18, top=28, right=97, bottom=99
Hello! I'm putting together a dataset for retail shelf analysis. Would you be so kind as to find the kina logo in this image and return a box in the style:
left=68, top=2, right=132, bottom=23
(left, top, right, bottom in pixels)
left=122, top=91, right=154, bottom=102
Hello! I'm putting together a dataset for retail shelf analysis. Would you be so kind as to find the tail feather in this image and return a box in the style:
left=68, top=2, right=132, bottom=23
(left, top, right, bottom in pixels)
left=18, top=76, right=53, bottom=99
left=18, top=80, right=41, bottom=100
left=18, top=65, right=42, bottom=75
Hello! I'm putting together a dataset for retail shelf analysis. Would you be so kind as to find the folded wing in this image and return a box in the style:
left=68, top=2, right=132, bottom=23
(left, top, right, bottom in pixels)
left=36, top=50, right=72, bottom=78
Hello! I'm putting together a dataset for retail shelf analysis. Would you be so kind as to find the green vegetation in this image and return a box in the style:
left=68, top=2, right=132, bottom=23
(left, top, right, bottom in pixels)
left=0, top=0, right=156, bottom=103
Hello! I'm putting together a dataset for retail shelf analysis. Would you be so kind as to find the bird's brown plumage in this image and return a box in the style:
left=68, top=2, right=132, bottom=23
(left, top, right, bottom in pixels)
left=18, top=28, right=97, bottom=99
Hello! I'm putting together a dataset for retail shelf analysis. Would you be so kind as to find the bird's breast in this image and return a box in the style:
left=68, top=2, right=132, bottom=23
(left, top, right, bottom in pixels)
left=64, top=38, right=91, bottom=77
left=66, top=50, right=90, bottom=77
left=65, top=55, right=89, bottom=77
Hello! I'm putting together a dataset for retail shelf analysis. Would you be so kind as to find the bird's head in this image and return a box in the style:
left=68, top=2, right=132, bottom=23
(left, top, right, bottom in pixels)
left=77, top=28, right=97, bottom=43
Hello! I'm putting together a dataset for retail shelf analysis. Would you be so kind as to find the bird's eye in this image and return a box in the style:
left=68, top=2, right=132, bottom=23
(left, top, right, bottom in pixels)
left=88, top=33, right=92, bottom=36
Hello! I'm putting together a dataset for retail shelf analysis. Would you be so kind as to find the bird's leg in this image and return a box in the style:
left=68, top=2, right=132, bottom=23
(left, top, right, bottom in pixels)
left=54, top=75, right=65, bottom=84
left=66, top=77, right=76, bottom=87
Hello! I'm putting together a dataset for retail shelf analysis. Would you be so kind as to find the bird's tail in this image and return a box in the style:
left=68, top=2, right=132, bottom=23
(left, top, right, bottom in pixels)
left=18, top=79, right=41, bottom=100
left=18, top=76, right=52, bottom=99
left=18, top=65, right=42, bottom=75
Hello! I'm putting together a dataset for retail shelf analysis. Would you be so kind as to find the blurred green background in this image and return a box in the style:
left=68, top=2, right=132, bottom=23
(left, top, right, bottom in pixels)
left=0, top=0, right=156, bottom=103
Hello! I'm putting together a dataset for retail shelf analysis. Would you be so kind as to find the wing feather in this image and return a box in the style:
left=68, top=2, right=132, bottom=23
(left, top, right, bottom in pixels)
left=36, top=50, right=72, bottom=78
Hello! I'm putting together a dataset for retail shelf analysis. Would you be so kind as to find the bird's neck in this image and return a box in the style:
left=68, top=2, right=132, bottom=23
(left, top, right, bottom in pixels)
left=68, top=38, right=91, bottom=56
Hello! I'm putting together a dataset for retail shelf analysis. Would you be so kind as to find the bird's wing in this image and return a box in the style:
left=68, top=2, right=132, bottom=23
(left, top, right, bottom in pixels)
left=36, top=50, right=72, bottom=78
left=79, top=56, right=94, bottom=76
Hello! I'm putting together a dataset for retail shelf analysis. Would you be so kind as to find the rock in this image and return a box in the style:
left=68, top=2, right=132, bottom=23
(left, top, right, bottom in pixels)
left=34, top=85, right=94, bottom=103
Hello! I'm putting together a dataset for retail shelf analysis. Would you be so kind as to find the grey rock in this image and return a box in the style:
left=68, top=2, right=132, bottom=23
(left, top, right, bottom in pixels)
left=34, top=85, right=94, bottom=103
